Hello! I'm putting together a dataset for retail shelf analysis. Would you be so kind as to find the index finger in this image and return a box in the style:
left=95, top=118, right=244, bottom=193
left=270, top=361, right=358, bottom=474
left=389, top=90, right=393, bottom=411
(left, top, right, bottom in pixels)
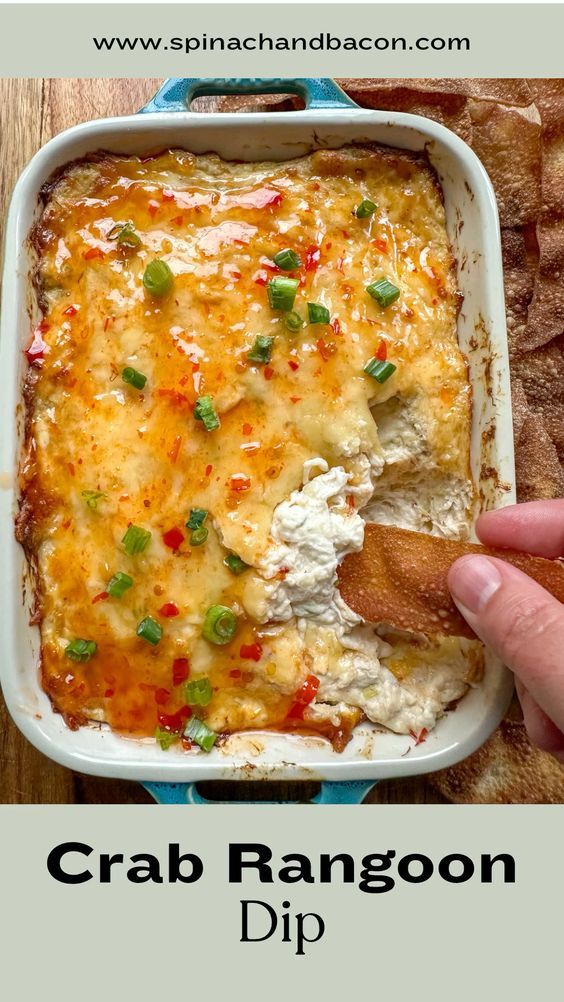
left=476, top=500, right=564, bottom=559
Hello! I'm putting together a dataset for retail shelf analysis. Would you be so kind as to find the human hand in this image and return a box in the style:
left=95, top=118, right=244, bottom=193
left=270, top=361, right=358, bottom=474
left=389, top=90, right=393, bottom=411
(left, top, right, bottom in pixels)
left=448, top=500, right=564, bottom=763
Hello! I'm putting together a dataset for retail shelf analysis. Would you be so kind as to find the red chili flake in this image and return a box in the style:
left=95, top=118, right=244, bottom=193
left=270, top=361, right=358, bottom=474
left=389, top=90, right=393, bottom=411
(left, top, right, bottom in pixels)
left=162, top=188, right=176, bottom=202
left=63, top=304, right=79, bottom=317
left=157, top=388, right=190, bottom=406
left=148, top=199, right=160, bottom=217
left=158, top=706, right=191, bottom=734
left=376, top=339, right=388, bottom=361
left=83, top=246, right=104, bottom=261
left=330, top=318, right=341, bottom=337
left=316, top=339, right=337, bottom=362
left=346, top=494, right=356, bottom=509
left=287, top=702, right=305, bottom=720
left=171, top=215, right=183, bottom=226
left=326, top=241, right=332, bottom=250
left=104, top=689, right=115, bottom=698
left=263, top=366, right=274, bottom=381
left=229, top=669, right=242, bottom=679
left=241, top=441, right=260, bottom=457
left=172, top=658, right=190, bottom=686
left=162, top=527, right=185, bottom=551
left=230, top=474, right=251, bottom=492
left=253, top=270, right=268, bottom=286
left=410, top=727, right=428, bottom=746
left=91, top=591, right=109, bottom=605
left=61, top=519, right=72, bottom=530
left=305, top=245, right=321, bottom=272
left=342, top=229, right=350, bottom=239
left=371, top=237, right=388, bottom=253
left=242, top=423, right=253, bottom=435
left=289, top=396, right=302, bottom=404
left=167, top=435, right=182, bottom=463
left=336, top=257, right=345, bottom=273
left=293, top=674, right=320, bottom=707
left=159, top=602, right=180, bottom=618
left=25, top=322, right=49, bottom=364
left=67, top=462, right=75, bottom=477
left=154, top=688, right=171, bottom=706
left=239, top=642, right=263, bottom=662
left=259, top=256, right=280, bottom=272
left=288, top=359, right=299, bottom=371
left=205, top=463, right=213, bottom=477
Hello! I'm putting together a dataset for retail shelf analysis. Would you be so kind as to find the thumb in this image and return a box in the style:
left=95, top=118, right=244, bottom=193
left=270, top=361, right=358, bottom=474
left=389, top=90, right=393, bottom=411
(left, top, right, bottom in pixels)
left=448, top=554, right=564, bottom=735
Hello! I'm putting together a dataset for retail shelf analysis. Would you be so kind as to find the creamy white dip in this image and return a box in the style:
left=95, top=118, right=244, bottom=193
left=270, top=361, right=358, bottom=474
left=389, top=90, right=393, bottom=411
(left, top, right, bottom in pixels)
left=259, top=396, right=474, bottom=735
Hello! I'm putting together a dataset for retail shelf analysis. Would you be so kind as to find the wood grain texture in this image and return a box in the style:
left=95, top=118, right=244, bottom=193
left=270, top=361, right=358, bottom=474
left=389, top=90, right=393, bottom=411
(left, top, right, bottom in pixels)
left=0, top=78, right=443, bottom=804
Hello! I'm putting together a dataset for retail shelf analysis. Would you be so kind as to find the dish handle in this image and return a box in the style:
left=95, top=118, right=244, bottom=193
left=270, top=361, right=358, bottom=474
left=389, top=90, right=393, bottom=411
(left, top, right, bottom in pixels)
left=142, top=780, right=376, bottom=805
left=139, top=78, right=358, bottom=114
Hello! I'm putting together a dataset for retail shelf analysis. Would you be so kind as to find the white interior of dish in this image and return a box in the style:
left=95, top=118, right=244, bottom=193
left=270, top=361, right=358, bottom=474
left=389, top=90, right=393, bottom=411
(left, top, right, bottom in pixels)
left=0, top=109, right=515, bottom=781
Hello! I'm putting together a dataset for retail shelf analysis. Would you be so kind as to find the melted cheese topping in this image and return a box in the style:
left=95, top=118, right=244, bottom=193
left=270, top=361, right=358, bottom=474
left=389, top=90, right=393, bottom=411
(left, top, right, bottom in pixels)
left=21, top=145, right=479, bottom=750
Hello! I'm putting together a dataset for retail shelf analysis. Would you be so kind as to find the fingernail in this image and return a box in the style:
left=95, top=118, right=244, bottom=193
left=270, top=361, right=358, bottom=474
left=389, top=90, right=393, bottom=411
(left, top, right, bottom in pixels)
left=448, top=555, right=503, bottom=614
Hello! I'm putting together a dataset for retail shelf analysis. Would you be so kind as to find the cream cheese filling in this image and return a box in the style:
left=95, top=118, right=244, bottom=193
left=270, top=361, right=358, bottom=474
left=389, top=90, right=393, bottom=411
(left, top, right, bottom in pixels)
left=257, top=396, right=475, bottom=735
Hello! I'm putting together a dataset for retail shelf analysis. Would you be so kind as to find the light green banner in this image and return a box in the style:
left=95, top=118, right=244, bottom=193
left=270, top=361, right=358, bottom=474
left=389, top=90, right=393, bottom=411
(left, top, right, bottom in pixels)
left=0, top=4, right=563, bottom=77
left=1, top=804, right=561, bottom=998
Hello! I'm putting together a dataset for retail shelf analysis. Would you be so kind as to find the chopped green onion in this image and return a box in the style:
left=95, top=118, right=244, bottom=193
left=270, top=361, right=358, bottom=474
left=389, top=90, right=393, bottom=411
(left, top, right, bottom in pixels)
left=81, top=489, right=107, bottom=510
left=367, top=278, right=400, bottom=308
left=284, top=311, right=304, bottom=334
left=190, top=526, right=208, bottom=546
left=184, top=716, right=217, bottom=752
left=202, top=604, right=238, bottom=646
left=355, top=199, right=377, bottom=219
left=155, top=726, right=178, bottom=751
left=247, top=335, right=274, bottom=364
left=108, top=221, right=142, bottom=250
left=122, top=366, right=147, bottom=390
left=273, top=248, right=301, bottom=271
left=186, top=508, right=208, bottom=530
left=143, top=259, right=173, bottom=298
left=183, top=677, right=213, bottom=707
left=136, top=616, right=163, bottom=645
left=107, top=571, right=133, bottom=598
left=122, top=524, right=151, bottom=555
left=267, top=277, right=299, bottom=312
left=194, top=395, right=220, bottom=431
left=364, top=358, right=397, bottom=383
left=224, top=553, right=249, bottom=575
left=307, top=302, right=330, bottom=325
left=65, top=638, right=97, bottom=662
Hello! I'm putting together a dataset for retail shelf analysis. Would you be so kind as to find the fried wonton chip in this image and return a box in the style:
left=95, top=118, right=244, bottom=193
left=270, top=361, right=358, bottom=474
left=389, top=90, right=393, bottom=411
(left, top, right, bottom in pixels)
left=339, top=78, right=533, bottom=106
left=431, top=717, right=564, bottom=803
left=515, top=406, right=564, bottom=502
left=522, top=220, right=564, bottom=352
left=513, top=340, right=564, bottom=464
left=339, top=83, right=472, bottom=142
left=540, top=134, right=564, bottom=217
left=511, top=377, right=530, bottom=446
left=501, top=227, right=538, bottom=357
left=338, top=523, right=564, bottom=638
left=528, top=79, right=564, bottom=136
left=467, top=100, right=542, bottom=227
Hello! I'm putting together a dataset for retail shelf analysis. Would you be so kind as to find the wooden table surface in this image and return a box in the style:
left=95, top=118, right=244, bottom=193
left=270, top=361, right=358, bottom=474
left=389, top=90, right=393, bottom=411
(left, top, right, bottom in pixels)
left=0, top=78, right=444, bottom=804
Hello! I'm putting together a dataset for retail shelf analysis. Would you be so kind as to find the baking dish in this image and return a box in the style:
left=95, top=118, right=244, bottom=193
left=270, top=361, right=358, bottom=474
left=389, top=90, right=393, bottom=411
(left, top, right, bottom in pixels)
left=0, top=78, right=515, bottom=804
